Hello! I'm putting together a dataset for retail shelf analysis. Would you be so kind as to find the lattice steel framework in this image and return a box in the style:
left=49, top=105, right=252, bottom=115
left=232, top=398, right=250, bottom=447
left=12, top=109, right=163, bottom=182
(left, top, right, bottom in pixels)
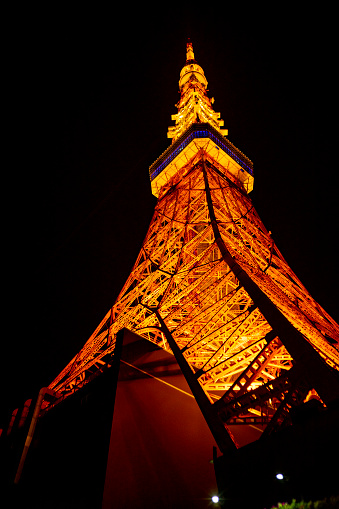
left=45, top=42, right=339, bottom=451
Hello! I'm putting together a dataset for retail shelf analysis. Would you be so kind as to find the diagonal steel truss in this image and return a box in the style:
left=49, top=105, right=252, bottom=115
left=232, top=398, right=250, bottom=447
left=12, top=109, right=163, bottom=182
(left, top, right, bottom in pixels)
left=47, top=144, right=339, bottom=449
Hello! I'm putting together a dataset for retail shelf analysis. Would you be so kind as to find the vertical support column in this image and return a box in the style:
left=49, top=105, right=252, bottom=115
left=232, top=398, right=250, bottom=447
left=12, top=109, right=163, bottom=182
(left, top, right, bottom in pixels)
left=14, top=388, right=58, bottom=484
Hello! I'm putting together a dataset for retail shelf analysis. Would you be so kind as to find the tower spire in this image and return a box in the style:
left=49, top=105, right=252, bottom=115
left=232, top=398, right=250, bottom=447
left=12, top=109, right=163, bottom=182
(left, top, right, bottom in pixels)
left=186, top=38, right=195, bottom=62
left=167, top=41, right=228, bottom=142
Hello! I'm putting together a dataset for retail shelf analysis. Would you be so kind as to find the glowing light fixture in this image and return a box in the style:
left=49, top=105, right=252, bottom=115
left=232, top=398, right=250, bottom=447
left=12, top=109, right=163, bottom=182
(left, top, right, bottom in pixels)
left=212, top=495, right=219, bottom=503
left=276, top=473, right=284, bottom=480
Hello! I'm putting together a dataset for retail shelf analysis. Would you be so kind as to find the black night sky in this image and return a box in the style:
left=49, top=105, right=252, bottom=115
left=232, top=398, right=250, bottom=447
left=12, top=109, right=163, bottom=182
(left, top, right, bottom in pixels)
left=2, top=6, right=338, bottom=424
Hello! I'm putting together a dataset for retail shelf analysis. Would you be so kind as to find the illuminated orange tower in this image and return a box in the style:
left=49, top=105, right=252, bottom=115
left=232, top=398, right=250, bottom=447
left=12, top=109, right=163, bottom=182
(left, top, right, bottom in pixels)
left=44, top=41, right=339, bottom=452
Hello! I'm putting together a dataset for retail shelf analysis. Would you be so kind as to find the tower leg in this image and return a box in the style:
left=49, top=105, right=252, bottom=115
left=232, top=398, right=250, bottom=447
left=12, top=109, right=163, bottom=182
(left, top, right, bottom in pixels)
left=155, top=309, right=237, bottom=453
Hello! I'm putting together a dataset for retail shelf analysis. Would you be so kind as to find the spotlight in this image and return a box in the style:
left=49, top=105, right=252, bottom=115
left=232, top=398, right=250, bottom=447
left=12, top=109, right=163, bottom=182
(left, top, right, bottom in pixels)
left=212, top=495, right=219, bottom=503
left=276, top=473, right=284, bottom=480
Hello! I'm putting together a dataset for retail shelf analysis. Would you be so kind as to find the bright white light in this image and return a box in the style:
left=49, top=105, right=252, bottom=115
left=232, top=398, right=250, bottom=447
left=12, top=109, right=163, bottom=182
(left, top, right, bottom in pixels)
left=276, top=473, right=284, bottom=480
left=212, top=495, right=219, bottom=503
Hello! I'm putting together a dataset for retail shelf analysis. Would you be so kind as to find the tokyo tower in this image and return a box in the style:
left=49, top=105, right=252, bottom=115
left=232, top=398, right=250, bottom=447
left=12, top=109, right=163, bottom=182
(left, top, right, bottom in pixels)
left=37, top=40, right=339, bottom=454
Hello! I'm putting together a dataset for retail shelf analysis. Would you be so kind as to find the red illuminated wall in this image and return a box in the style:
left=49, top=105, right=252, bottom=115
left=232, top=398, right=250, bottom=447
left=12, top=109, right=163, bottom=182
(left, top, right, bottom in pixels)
left=103, top=332, right=219, bottom=509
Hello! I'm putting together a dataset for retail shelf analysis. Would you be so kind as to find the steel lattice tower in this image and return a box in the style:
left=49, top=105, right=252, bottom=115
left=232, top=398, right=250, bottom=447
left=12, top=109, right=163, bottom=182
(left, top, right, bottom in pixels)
left=44, top=41, right=339, bottom=452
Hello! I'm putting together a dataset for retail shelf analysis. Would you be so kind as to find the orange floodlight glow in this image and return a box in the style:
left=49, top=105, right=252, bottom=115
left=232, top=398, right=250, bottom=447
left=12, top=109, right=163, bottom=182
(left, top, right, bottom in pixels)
left=43, top=41, right=339, bottom=445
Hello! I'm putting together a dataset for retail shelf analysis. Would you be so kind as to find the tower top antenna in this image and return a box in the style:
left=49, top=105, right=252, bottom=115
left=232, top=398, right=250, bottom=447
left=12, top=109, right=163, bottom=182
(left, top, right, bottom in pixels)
left=186, top=39, right=195, bottom=63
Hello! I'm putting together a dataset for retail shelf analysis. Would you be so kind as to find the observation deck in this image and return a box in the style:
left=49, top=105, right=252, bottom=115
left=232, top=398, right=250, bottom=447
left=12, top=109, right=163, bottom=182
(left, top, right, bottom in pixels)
left=149, top=123, right=254, bottom=197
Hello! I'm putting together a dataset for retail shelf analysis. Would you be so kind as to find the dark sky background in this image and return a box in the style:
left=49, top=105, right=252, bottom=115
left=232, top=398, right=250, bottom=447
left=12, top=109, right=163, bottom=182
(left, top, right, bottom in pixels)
left=2, top=6, right=338, bottom=425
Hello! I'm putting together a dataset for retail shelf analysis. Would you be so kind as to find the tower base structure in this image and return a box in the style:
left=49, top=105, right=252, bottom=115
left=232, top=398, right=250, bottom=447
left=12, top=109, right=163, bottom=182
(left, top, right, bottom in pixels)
left=4, top=330, right=338, bottom=509
left=4, top=329, right=224, bottom=509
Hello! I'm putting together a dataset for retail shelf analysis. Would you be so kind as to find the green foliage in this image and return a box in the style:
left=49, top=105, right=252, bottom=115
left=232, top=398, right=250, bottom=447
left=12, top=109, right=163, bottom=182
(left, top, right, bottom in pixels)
left=270, top=496, right=339, bottom=509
